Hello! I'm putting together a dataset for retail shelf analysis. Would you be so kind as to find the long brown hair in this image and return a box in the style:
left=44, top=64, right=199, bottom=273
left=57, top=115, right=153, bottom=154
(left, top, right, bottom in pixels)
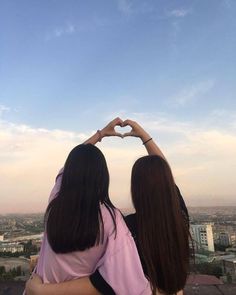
left=131, top=155, right=190, bottom=295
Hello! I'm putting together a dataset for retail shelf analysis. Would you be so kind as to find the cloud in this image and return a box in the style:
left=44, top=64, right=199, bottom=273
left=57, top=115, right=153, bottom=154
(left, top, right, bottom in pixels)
left=222, top=0, right=233, bottom=8
left=126, top=112, right=236, bottom=206
left=170, top=79, right=215, bottom=106
left=168, top=9, right=191, bottom=18
left=116, top=0, right=153, bottom=16
left=1, top=110, right=236, bottom=213
left=46, top=23, right=76, bottom=40
left=165, top=8, right=192, bottom=52
left=0, top=119, right=88, bottom=213
left=0, top=105, right=10, bottom=115
left=45, top=17, right=111, bottom=41
left=117, top=0, right=133, bottom=15
left=54, top=24, right=75, bottom=37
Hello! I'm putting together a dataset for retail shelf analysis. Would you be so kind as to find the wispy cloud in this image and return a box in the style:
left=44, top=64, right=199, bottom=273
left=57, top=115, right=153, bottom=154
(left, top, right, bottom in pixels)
left=54, top=23, right=75, bottom=37
left=46, top=23, right=76, bottom=40
left=209, top=109, right=236, bottom=131
left=116, top=0, right=153, bottom=16
left=168, top=8, right=191, bottom=18
left=117, top=0, right=133, bottom=15
left=222, top=0, right=233, bottom=8
left=0, top=104, right=10, bottom=115
left=165, top=8, right=192, bottom=52
left=45, top=17, right=110, bottom=41
left=170, top=79, right=215, bottom=106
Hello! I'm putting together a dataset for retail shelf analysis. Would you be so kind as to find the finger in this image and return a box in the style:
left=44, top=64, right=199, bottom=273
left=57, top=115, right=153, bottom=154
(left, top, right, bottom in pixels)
left=114, top=132, right=123, bottom=138
left=113, top=117, right=123, bottom=126
left=110, top=131, right=123, bottom=137
left=122, top=131, right=135, bottom=137
left=122, top=119, right=133, bottom=127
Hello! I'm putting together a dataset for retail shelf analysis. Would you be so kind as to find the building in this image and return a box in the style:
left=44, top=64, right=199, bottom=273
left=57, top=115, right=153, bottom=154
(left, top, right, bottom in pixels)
left=0, top=243, right=24, bottom=253
left=223, top=257, right=236, bottom=282
left=226, top=247, right=236, bottom=254
left=230, top=234, right=236, bottom=246
left=219, top=232, right=231, bottom=247
left=190, top=224, right=215, bottom=252
left=0, top=231, right=5, bottom=242
left=29, top=255, right=39, bottom=273
left=32, top=239, right=41, bottom=251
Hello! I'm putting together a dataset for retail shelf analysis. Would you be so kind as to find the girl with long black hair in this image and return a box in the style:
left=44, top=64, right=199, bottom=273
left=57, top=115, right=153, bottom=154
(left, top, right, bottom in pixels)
left=24, top=118, right=151, bottom=295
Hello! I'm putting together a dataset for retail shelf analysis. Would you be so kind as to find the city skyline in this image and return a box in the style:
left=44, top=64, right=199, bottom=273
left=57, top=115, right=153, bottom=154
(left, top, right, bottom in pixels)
left=0, top=0, right=236, bottom=213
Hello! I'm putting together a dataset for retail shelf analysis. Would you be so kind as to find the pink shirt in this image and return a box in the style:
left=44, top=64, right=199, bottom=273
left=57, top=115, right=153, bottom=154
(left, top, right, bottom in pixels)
left=35, top=169, right=151, bottom=295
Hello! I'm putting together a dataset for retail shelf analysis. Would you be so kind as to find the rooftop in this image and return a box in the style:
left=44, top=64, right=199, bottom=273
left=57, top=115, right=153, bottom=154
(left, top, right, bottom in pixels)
left=185, top=284, right=236, bottom=295
left=0, top=276, right=236, bottom=295
left=187, top=274, right=223, bottom=285
left=223, top=257, right=236, bottom=262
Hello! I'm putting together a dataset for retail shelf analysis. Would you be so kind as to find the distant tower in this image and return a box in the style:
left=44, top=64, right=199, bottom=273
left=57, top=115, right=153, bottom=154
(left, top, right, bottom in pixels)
left=30, top=255, right=39, bottom=273
left=190, top=224, right=215, bottom=252
left=0, top=232, right=4, bottom=242
left=219, top=232, right=230, bottom=247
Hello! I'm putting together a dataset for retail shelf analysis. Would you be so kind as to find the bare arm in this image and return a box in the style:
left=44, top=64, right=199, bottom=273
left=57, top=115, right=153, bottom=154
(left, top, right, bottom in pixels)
left=25, top=274, right=101, bottom=295
left=83, top=117, right=123, bottom=145
left=122, top=119, right=166, bottom=160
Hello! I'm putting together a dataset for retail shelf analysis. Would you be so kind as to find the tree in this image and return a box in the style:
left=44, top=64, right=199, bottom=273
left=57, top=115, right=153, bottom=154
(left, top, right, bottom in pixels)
left=0, top=266, right=6, bottom=276
left=16, top=266, right=22, bottom=276
left=227, top=272, right=232, bottom=283
left=193, top=262, right=223, bottom=278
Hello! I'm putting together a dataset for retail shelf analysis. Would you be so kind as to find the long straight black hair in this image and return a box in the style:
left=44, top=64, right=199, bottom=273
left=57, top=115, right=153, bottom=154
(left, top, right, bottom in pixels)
left=131, top=155, right=190, bottom=295
left=45, top=144, right=116, bottom=253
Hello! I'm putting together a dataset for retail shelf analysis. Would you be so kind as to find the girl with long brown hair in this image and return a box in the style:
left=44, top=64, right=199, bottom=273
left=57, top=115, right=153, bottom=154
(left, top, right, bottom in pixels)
left=26, top=119, right=190, bottom=295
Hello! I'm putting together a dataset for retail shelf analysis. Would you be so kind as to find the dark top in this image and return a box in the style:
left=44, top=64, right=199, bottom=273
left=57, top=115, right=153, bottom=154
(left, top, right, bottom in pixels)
left=90, top=186, right=189, bottom=295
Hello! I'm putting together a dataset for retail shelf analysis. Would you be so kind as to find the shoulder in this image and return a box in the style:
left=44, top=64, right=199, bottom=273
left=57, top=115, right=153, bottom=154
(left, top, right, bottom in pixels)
left=124, top=213, right=136, bottom=227
left=48, top=167, right=64, bottom=203
left=124, top=214, right=137, bottom=239
left=100, top=205, right=129, bottom=237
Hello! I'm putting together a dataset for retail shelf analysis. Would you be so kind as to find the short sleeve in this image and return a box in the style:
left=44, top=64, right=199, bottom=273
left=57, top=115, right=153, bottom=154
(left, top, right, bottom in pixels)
left=48, top=168, right=64, bottom=203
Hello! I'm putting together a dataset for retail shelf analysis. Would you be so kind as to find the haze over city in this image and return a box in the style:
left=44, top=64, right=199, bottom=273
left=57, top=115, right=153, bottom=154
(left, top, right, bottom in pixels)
left=0, top=0, right=236, bottom=213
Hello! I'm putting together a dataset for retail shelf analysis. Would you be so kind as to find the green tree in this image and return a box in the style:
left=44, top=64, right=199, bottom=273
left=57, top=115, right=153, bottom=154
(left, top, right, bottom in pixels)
left=227, top=272, right=232, bottom=283
left=0, top=266, right=6, bottom=276
left=16, top=266, right=22, bottom=276
left=193, top=262, right=223, bottom=278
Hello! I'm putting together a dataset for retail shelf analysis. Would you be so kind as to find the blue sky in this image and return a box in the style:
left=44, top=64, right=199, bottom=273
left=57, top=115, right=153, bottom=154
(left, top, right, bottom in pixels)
left=0, top=0, right=236, bottom=212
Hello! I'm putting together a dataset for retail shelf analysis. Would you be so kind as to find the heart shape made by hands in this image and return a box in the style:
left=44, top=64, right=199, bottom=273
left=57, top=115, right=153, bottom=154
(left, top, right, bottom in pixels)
left=115, top=125, right=132, bottom=136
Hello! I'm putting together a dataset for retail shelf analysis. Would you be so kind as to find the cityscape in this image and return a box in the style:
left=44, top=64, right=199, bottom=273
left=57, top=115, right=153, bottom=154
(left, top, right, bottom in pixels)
left=0, top=207, right=236, bottom=286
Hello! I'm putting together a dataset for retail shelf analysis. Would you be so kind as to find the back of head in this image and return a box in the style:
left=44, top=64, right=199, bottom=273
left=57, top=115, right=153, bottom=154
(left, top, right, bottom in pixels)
left=46, top=144, right=115, bottom=253
left=131, top=155, right=190, bottom=295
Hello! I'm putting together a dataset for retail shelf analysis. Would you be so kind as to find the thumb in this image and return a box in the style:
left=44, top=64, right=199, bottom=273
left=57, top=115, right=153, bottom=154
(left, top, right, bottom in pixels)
left=114, top=132, right=123, bottom=138
left=122, top=131, right=135, bottom=137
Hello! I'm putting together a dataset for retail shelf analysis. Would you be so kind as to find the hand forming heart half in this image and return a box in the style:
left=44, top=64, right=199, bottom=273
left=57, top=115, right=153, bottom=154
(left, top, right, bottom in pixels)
left=100, top=117, right=151, bottom=143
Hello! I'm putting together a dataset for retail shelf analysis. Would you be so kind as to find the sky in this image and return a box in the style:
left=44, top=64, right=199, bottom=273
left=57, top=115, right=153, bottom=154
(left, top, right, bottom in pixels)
left=0, top=0, right=236, bottom=213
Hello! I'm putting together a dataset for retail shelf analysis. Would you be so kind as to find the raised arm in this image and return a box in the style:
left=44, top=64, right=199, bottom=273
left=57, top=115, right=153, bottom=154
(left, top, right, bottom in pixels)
left=122, top=119, right=166, bottom=159
left=83, top=117, right=123, bottom=145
